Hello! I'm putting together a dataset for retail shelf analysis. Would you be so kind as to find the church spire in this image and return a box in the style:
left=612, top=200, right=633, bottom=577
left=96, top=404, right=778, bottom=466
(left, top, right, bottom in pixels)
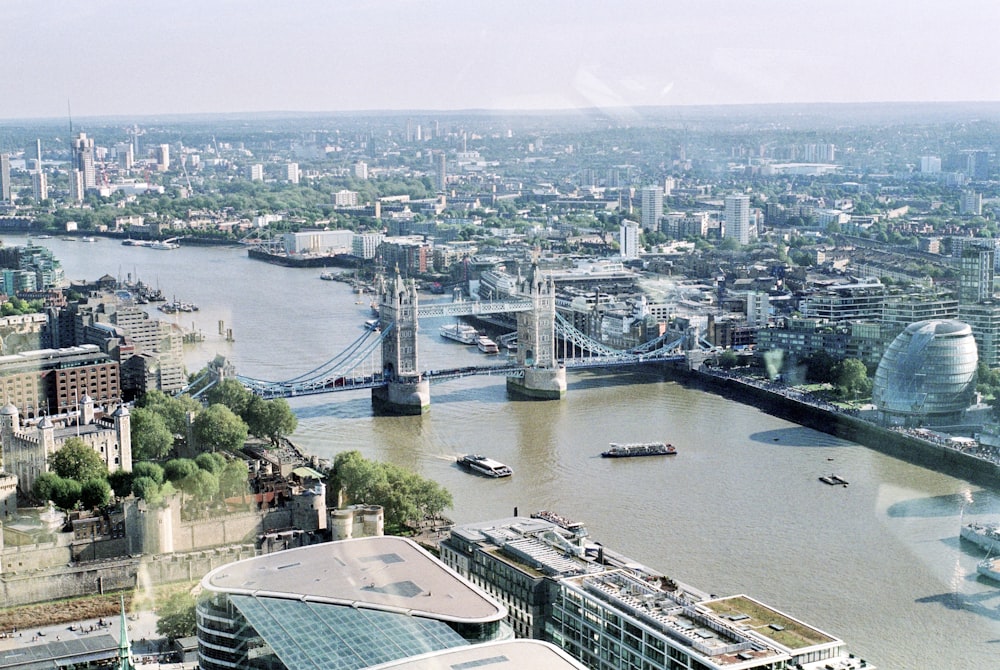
left=117, top=594, right=136, bottom=670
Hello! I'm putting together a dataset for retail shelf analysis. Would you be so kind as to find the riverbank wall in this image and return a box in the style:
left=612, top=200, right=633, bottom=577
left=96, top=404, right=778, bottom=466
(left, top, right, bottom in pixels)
left=667, top=365, right=1000, bottom=490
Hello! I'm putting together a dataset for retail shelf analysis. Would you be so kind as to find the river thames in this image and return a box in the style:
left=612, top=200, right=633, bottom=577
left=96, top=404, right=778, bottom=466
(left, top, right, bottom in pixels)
left=13, top=234, right=1000, bottom=669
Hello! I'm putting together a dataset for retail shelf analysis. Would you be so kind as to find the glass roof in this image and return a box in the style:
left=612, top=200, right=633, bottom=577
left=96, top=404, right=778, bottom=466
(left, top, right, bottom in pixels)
left=231, top=595, right=469, bottom=670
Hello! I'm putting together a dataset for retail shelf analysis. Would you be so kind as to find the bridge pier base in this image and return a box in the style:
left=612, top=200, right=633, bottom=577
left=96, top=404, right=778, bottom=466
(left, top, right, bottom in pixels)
left=506, top=366, right=566, bottom=400
left=372, top=378, right=431, bottom=415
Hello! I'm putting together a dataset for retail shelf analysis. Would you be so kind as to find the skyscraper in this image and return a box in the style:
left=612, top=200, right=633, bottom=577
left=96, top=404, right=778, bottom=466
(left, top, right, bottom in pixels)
left=958, top=243, right=995, bottom=305
left=725, top=194, right=751, bottom=245
left=69, top=170, right=85, bottom=202
left=0, top=153, right=10, bottom=202
left=72, top=133, right=96, bottom=188
left=436, top=151, right=446, bottom=191
left=31, top=171, right=47, bottom=202
left=285, top=162, right=299, bottom=184
left=155, top=144, right=170, bottom=172
left=639, top=186, right=663, bottom=231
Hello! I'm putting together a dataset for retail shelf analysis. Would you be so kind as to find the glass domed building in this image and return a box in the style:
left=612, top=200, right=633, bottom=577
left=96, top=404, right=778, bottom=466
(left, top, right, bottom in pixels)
left=872, top=319, right=978, bottom=426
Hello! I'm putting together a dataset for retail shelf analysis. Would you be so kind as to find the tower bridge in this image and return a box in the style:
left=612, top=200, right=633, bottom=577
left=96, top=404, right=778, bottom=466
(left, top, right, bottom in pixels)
left=226, top=268, right=693, bottom=414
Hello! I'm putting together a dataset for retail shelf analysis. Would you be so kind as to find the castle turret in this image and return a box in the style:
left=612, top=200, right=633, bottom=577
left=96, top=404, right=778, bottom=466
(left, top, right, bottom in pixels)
left=112, top=404, right=132, bottom=472
left=80, top=394, right=95, bottom=425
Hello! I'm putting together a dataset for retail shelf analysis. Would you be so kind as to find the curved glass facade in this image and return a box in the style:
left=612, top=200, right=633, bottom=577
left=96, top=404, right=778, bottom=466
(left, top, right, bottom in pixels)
left=872, top=319, right=978, bottom=426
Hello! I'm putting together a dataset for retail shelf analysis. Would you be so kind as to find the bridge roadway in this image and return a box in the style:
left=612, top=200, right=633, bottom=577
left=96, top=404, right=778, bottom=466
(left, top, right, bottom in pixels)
left=415, top=298, right=533, bottom=318
left=244, top=354, right=686, bottom=400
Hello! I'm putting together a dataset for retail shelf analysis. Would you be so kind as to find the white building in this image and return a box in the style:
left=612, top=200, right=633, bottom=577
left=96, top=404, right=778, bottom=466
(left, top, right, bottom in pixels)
left=920, top=156, right=942, bottom=174
left=352, top=232, right=385, bottom=260
left=31, top=171, right=47, bottom=202
left=334, top=189, right=359, bottom=206
left=725, top=194, right=751, bottom=245
left=640, top=186, right=663, bottom=231
left=285, top=162, right=299, bottom=184
left=248, top=163, right=264, bottom=182
left=747, top=291, right=769, bottom=327
left=282, top=229, right=354, bottom=255
left=619, top=220, right=640, bottom=260
left=354, top=161, right=369, bottom=179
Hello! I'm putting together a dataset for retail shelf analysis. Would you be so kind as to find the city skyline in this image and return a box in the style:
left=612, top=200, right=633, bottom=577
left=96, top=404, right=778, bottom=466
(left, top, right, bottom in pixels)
left=5, top=0, right=1000, bottom=121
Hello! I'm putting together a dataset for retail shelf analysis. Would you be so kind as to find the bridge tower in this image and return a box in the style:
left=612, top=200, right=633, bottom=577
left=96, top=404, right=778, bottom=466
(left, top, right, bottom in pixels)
left=507, top=266, right=566, bottom=399
left=373, top=270, right=430, bottom=414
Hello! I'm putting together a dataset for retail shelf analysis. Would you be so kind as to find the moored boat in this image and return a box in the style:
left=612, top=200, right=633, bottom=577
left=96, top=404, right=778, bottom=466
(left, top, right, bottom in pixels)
left=961, top=521, right=1000, bottom=553
left=320, top=271, right=336, bottom=280
left=978, top=555, right=1000, bottom=583
left=440, top=323, right=480, bottom=344
left=819, top=474, right=849, bottom=486
left=458, top=454, right=512, bottom=478
left=477, top=335, right=500, bottom=354
left=601, top=442, right=676, bottom=458
left=364, top=318, right=381, bottom=332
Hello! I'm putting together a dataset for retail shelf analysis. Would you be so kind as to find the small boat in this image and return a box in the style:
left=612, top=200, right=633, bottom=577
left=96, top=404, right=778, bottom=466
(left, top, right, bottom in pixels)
left=320, top=271, right=336, bottom=281
left=961, top=521, right=1000, bottom=553
left=978, top=555, right=1000, bottom=584
left=364, top=318, right=381, bottom=332
left=80, top=236, right=98, bottom=243
left=149, top=239, right=179, bottom=250
left=458, top=454, right=512, bottom=478
left=477, top=336, right=500, bottom=354
left=819, top=474, right=849, bottom=487
left=440, top=323, right=480, bottom=344
left=601, top=442, right=677, bottom=458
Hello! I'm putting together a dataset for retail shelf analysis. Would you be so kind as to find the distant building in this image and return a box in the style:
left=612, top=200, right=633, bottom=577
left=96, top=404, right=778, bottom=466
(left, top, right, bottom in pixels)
left=958, top=243, right=994, bottom=305
left=334, top=189, right=359, bottom=206
left=0, top=153, right=10, bottom=202
left=436, top=151, right=447, bottom=191
left=68, top=169, right=85, bottom=203
left=920, top=155, right=942, bottom=174
left=960, top=190, right=983, bottom=216
left=31, top=171, right=47, bottom=202
left=155, top=144, right=170, bottom=172
left=640, top=186, right=663, bottom=231
left=354, top=161, right=369, bottom=179
left=248, top=163, right=264, bottom=181
left=72, top=133, right=96, bottom=189
left=282, top=230, right=353, bottom=256
left=619, top=220, right=640, bottom=260
left=284, top=162, right=299, bottom=184
left=352, top=232, right=384, bottom=260
left=725, top=194, right=751, bottom=245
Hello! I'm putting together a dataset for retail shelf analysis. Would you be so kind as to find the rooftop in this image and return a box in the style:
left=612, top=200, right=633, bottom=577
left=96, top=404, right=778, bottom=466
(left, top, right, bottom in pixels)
left=368, top=639, right=588, bottom=670
left=701, top=595, right=838, bottom=651
left=202, top=535, right=505, bottom=624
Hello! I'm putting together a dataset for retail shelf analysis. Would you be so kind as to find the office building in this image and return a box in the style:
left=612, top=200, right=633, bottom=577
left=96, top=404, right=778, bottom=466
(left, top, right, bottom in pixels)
left=196, top=536, right=512, bottom=670
left=620, top=220, right=640, bottom=260
left=0, top=153, right=10, bottom=201
left=440, top=515, right=871, bottom=670
left=72, top=133, right=96, bottom=188
left=958, top=243, right=994, bottom=305
left=640, top=186, right=663, bottom=231
left=352, top=232, right=385, bottom=260
left=798, top=278, right=886, bottom=322
left=375, top=640, right=587, bottom=669
left=724, top=194, right=751, bottom=245
left=31, top=171, right=47, bottom=202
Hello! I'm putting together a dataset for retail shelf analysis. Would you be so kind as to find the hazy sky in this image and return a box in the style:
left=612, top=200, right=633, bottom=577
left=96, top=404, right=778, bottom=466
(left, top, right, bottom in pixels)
left=5, top=0, right=1000, bottom=120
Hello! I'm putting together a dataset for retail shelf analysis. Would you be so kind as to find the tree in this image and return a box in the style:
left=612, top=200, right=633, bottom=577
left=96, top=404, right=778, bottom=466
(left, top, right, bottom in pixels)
left=219, top=460, right=250, bottom=499
left=164, top=458, right=200, bottom=483
left=132, top=461, right=166, bottom=485
left=195, top=452, right=227, bottom=475
left=205, top=378, right=253, bottom=417
left=243, top=397, right=298, bottom=445
left=49, top=438, right=108, bottom=482
left=132, top=476, right=162, bottom=503
left=51, top=477, right=83, bottom=510
left=139, top=391, right=202, bottom=436
left=131, top=407, right=174, bottom=461
left=179, top=469, right=219, bottom=502
left=156, top=591, right=197, bottom=640
left=80, top=478, right=112, bottom=509
left=834, top=358, right=871, bottom=400
left=192, top=404, right=249, bottom=452
left=107, top=470, right=134, bottom=499
left=32, top=472, right=62, bottom=503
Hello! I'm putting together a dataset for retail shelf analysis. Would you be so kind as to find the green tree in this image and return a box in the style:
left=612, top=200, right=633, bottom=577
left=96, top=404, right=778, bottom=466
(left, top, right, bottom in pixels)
left=192, top=404, right=249, bottom=452
left=49, top=438, right=108, bottom=482
left=164, top=458, right=200, bottom=483
left=243, top=397, right=298, bottom=445
left=195, top=452, right=227, bottom=475
left=219, top=460, right=250, bottom=499
left=51, top=477, right=83, bottom=510
left=132, top=476, right=162, bottom=503
left=205, top=378, right=253, bottom=416
left=179, top=469, right=219, bottom=502
left=834, top=358, right=871, bottom=400
left=32, top=472, right=62, bottom=503
left=155, top=591, right=198, bottom=640
left=133, top=461, right=166, bottom=485
left=131, top=407, right=174, bottom=461
left=80, top=478, right=112, bottom=509
left=107, top=470, right=134, bottom=499
left=138, top=391, right=202, bottom=436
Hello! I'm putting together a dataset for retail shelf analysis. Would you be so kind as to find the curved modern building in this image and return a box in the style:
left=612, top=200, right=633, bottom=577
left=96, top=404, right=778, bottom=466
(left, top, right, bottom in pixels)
left=872, top=319, right=978, bottom=426
left=196, top=536, right=512, bottom=670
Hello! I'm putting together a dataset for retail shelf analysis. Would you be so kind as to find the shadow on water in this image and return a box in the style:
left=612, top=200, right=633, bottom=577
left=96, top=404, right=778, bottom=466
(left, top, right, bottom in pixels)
left=886, top=492, right=1000, bottom=518
left=567, top=368, right=671, bottom=391
left=291, top=396, right=375, bottom=420
left=915, top=590, right=1000, bottom=622
left=748, top=427, right=853, bottom=448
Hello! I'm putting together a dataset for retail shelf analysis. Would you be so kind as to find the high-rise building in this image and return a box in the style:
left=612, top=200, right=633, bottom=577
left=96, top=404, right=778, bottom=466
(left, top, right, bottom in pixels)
left=958, top=243, right=994, bottom=305
left=920, top=156, right=942, bottom=174
left=115, top=142, right=134, bottom=171
left=640, top=186, right=663, bottom=231
left=619, top=220, right=640, bottom=260
left=355, top=161, right=369, bottom=179
left=285, top=162, right=299, bottom=184
left=248, top=163, right=264, bottom=181
left=0, top=153, right=10, bottom=201
left=31, top=171, right=47, bottom=202
left=725, top=194, right=751, bottom=245
left=69, top=170, right=85, bottom=203
left=155, top=144, right=170, bottom=172
left=72, top=133, right=96, bottom=188
left=436, top=151, right=446, bottom=191
left=961, top=190, right=983, bottom=216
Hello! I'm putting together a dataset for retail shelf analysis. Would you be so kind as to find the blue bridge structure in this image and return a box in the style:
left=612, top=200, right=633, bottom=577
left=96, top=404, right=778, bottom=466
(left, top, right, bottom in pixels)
left=222, top=269, right=696, bottom=414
